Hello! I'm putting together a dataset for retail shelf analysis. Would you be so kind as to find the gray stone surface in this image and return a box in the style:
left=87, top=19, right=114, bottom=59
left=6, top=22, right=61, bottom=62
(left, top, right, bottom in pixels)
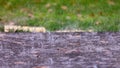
left=0, top=32, right=120, bottom=68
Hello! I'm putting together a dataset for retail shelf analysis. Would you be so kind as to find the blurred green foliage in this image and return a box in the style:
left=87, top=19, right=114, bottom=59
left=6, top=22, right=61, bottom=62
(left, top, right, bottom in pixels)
left=0, top=0, right=120, bottom=31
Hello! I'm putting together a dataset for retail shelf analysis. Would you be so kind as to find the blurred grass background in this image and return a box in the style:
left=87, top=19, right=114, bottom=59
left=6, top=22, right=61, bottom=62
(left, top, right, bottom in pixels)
left=0, top=0, right=120, bottom=32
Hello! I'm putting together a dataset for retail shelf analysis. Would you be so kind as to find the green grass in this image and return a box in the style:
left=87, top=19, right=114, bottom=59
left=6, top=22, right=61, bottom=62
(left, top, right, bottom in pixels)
left=0, top=0, right=120, bottom=32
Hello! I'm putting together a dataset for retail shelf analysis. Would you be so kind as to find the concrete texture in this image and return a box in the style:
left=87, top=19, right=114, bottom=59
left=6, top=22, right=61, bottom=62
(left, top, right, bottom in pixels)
left=0, top=32, right=120, bottom=68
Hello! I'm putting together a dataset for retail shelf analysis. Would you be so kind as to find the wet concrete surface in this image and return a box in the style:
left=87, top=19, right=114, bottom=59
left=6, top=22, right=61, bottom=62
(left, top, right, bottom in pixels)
left=0, top=32, right=120, bottom=68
